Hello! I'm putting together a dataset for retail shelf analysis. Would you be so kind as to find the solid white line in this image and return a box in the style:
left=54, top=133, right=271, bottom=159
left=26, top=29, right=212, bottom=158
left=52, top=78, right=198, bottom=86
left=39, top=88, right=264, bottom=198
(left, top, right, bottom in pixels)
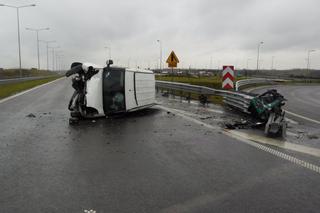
left=157, top=105, right=320, bottom=174
left=285, top=110, right=320, bottom=125
left=285, top=117, right=298, bottom=125
left=0, top=77, right=64, bottom=104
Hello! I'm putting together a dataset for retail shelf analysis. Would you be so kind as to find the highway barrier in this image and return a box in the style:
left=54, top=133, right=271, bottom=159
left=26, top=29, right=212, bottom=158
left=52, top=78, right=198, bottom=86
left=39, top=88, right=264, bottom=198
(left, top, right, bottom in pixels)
left=235, top=78, right=288, bottom=91
left=155, top=80, right=254, bottom=113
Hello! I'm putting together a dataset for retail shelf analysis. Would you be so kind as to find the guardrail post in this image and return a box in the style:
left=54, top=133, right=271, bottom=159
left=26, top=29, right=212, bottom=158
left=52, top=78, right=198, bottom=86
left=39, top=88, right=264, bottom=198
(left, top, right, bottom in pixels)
left=187, top=93, right=191, bottom=103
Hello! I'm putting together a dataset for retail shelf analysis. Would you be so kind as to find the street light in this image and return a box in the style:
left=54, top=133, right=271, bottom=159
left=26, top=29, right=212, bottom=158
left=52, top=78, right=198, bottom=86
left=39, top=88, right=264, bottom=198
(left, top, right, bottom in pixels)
left=55, top=51, right=64, bottom=72
left=256, top=41, right=264, bottom=72
left=104, top=46, right=111, bottom=59
left=157, top=40, right=162, bottom=70
left=307, top=49, right=316, bottom=76
left=246, top=58, right=252, bottom=70
left=40, top=40, right=56, bottom=71
left=26, top=27, right=50, bottom=70
left=271, top=56, right=275, bottom=70
left=0, top=3, right=36, bottom=77
left=48, top=46, right=60, bottom=71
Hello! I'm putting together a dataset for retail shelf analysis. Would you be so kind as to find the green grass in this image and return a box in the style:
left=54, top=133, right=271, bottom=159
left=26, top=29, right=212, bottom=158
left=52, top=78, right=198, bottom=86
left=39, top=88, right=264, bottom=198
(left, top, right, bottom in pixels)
left=0, top=76, right=62, bottom=100
left=0, top=68, right=59, bottom=79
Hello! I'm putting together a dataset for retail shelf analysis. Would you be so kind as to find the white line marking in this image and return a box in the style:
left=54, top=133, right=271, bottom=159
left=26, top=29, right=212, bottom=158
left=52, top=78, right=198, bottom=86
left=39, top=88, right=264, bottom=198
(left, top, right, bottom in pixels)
left=157, top=105, right=320, bottom=174
left=0, top=77, right=64, bottom=104
left=285, top=117, right=298, bottom=125
left=285, top=110, right=320, bottom=125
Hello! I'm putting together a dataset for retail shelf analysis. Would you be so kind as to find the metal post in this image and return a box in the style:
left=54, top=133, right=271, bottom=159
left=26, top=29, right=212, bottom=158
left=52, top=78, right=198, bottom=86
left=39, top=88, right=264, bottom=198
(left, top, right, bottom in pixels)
left=36, top=31, right=40, bottom=69
left=307, top=50, right=316, bottom=77
left=16, top=8, right=22, bottom=77
left=40, top=40, right=56, bottom=71
left=15, top=11, right=23, bottom=74
left=104, top=46, right=111, bottom=59
left=52, top=48, right=55, bottom=71
left=157, top=40, right=162, bottom=70
left=26, top=28, right=50, bottom=70
left=0, top=4, right=36, bottom=77
left=47, top=43, right=49, bottom=70
left=256, top=41, right=264, bottom=72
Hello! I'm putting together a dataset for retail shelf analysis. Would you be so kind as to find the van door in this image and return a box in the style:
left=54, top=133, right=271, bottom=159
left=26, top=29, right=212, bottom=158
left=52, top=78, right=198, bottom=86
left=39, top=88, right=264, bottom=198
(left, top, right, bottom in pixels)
left=102, top=67, right=126, bottom=115
left=125, top=71, right=137, bottom=110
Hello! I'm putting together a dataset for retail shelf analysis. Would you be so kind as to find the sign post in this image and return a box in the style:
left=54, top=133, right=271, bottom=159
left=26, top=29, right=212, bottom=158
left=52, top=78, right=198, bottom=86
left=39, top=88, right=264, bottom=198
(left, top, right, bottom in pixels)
left=166, top=51, right=179, bottom=82
left=222, top=66, right=234, bottom=89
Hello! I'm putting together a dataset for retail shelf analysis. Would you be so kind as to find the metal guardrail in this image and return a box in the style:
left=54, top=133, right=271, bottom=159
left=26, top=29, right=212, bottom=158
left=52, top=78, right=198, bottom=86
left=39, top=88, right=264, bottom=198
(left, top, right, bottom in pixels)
left=235, top=78, right=288, bottom=91
left=156, top=80, right=253, bottom=113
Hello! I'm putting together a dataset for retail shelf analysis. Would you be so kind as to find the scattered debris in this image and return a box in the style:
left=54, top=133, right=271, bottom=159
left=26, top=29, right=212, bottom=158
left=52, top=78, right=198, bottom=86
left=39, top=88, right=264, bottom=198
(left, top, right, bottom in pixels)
left=200, top=116, right=213, bottom=120
left=199, top=94, right=208, bottom=105
left=26, top=113, right=36, bottom=118
left=225, top=119, right=264, bottom=130
left=162, top=92, right=169, bottom=97
left=307, top=134, right=319, bottom=140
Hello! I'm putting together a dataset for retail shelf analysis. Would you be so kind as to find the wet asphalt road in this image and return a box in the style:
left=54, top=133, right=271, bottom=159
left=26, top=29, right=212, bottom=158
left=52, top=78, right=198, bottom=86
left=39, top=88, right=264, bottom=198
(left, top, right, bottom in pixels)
left=1, top=78, right=320, bottom=213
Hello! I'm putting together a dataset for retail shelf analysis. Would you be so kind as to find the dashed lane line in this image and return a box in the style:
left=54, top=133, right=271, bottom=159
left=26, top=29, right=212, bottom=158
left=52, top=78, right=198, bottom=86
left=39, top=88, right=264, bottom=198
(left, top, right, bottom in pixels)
left=157, top=105, right=320, bottom=175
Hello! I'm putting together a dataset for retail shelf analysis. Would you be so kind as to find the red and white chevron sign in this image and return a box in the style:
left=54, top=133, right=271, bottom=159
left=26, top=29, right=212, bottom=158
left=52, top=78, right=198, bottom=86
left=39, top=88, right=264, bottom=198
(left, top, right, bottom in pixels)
left=222, top=66, right=234, bottom=89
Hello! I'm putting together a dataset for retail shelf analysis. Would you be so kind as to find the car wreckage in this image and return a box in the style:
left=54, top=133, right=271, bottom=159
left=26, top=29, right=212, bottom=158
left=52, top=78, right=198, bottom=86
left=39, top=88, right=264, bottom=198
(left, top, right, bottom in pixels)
left=226, top=89, right=287, bottom=137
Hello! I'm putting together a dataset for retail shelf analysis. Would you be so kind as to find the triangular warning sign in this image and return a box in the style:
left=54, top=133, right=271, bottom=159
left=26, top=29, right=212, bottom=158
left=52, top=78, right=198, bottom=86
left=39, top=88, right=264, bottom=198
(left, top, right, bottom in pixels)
left=166, top=51, right=179, bottom=65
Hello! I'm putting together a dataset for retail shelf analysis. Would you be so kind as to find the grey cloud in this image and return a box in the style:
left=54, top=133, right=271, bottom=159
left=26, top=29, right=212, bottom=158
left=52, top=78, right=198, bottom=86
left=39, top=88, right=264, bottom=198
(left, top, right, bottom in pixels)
left=0, top=0, right=319, bottom=69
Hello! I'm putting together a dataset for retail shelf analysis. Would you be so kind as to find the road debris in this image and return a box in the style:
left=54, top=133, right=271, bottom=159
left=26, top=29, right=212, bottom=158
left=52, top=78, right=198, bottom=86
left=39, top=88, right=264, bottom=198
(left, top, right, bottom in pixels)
left=225, top=119, right=264, bottom=130
left=307, top=134, right=319, bottom=140
left=26, top=113, right=36, bottom=118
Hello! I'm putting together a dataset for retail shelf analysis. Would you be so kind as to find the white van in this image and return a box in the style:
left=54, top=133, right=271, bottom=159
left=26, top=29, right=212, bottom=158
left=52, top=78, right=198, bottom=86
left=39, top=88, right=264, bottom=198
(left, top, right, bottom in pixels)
left=66, top=61, right=156, bottom=123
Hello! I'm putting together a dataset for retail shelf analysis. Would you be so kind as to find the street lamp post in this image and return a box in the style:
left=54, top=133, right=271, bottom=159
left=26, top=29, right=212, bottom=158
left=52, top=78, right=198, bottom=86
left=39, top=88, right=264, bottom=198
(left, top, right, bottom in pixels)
left=256, top=41, right=264, bottom=72
left=157, top=40, right=162, bottom=70
left=40, top=40, right=56, bottom=71
left=271, top=56, right=275, bottom=70
left=26, top=27, right=50, bottom=70
left=104, top=46, right=111, bottom=59
left=307, top=49, right=316, bottom=76
left=246, top=58, right=251, bottom=70
left=0, top=3, right=36, bottom=77
left=55, top=52, right=63, bottom=72
left=49, top=46, right=60, bottom=71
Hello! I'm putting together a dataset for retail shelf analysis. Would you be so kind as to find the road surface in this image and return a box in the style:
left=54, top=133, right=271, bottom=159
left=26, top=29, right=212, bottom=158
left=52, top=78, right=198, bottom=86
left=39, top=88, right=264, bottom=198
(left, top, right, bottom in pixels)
left=1, top=79, right=320, bottom=212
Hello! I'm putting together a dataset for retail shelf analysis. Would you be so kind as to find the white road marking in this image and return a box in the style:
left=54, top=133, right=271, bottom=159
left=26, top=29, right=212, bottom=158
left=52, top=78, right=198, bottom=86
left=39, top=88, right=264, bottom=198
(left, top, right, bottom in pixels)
left=286, top=131, right=299, bottom=137
left=0, top=77, right=64, bottom=104
left=285, top=110, right=320, bottom=125
left=157, top=105, right=320, bottom=174
left=285, top=117, right=298, bottom=125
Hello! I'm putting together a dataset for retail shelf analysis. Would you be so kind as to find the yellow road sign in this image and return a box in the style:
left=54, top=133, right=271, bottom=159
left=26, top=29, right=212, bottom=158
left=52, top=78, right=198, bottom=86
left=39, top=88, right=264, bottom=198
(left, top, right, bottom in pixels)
left=166, top=51, right=179, bottom=68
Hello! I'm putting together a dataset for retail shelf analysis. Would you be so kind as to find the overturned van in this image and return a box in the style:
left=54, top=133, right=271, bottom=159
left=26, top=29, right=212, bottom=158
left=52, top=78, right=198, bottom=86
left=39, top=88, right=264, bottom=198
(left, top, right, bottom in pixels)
left=66, top=60, right=156, bottom=124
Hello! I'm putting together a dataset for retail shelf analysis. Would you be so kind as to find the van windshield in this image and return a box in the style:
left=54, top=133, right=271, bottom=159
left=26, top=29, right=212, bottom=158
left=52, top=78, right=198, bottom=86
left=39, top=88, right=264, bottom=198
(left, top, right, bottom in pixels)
left=102, top=67, right=125, bottom=114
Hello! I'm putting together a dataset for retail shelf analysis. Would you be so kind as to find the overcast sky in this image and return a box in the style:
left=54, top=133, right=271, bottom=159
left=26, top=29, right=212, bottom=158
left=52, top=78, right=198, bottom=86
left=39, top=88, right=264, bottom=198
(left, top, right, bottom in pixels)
left=1, top=0, right=319, bottom=70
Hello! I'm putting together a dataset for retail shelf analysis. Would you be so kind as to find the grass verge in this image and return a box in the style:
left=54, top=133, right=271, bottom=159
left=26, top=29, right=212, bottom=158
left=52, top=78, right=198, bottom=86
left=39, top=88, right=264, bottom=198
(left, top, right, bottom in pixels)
left=0, top=76, right=62, bottom=100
